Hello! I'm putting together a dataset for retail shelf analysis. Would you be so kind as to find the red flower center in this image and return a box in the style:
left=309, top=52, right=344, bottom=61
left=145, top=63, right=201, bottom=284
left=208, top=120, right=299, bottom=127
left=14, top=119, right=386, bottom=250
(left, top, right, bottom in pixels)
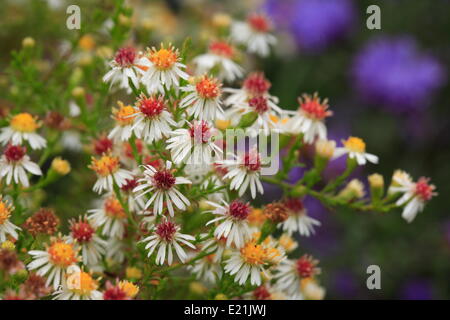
left=247, top=14, right=271, bottom=33
left=152, top=169, right=176, bottom=190
left=299, top=95, right=332, bottom=120
left=114, top=47, right=136, bottom=67
left=243, top=72, right=271, bottom=96
left=155, top=220, right=177, bottom=242
left=296, top=255, right=319, bottom=278
left=103, top=285, right=128, bottom=300
left=209, top=41, right=234, bottom=58
left=70, top=220, right=95, bottom=243
left=284, top=198, right=304, bottom=213
left=138, top=96, right=165, bottom=118
left=243, top=151, right=261, bottom=171
left=4, top=145, right=26, bottom=162
left=121, top=178, right=139, bottom=192
left=189, top=121, right=212, bottom=144
left=414, top=177, right=435, bottom=202
left=248, top=96, right=269, bottom=114
left=93, top=137, right=113, bottom=155
left=253, top=286, right=271, bottom=300
left=228, top=200, right=251, bottom=220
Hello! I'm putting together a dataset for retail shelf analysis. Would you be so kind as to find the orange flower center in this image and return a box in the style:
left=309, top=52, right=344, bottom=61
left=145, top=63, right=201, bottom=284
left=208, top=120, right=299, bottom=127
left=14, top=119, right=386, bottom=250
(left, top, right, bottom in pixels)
left=10, top=113, right=39, bottom=132
left=67, top=271, right=98, bottom=295
left=113, top=103, right=136, bottom=126
left=240, top=241, right=267, bottom=266
left=0, top=201, right=12, bottom=225
left=343, top=137, right=366, bottom=153
left=118, top=280, right=139, bottom=298
left=90, top=155, right=120, bottom=177
left=48, top=241, right=78, bottom=267
left=149, top=48, right=178, bottom=70
left=196, top=76, right=221, bottom=99
left=104, top=197, right=126, bottom=219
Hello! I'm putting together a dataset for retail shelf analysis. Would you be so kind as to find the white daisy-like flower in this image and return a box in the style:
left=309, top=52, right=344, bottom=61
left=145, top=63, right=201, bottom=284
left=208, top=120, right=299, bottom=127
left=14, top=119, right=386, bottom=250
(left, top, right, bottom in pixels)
left=89, top=154, right=133, bottom=194
left=67, top=216, right=107, bottom=267
left=180, top=75, right=224, bottom=121
left=218, top=148, right=264, bottom=199
left=285, top=93, right=332, bottom=144
left=105, top=236, right=126, bottom=263
left=138, top=44, right=189, bottom=94
left=131, top=93, right=176, bottom=144
left=279, top=198, right=321, bottom=237
left=205, top=199, right=252, bottom=249
left=187, top=249, right=222, bottom=284
left=231, top=13, right=276, bottom=57
left=0, top=196, right=20, bottom=242
left=52, top=265, right=103, bottom=300
left=140, top=219, right=195, bottom=265
left=0, top=113, right=46, bottom=149
left=224, top=238, right=283, bottom=286
left=0, top=144, right=42, bottom=187
left=103, top=47, right=142, bottom=93
left=193, top=40, right=243, bottom=83
left=390, top=176, right=436, bottom=223
left=88, top=195, right=127, bottom=239
left=199, top=233, right=228, bottom=263
left=333, top=136, right=379, bottom=166
left=108, top=101, right=136, bottom=142
left=167, top=120, right=222, bottom=165
left=274, top=255, right=321, bottom=296
left=27, top=237, right=80, bottom=290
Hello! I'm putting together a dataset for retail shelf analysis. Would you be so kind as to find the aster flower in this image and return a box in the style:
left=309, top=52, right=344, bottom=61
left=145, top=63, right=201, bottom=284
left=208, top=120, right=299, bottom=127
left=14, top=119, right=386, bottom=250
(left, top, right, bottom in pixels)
left=231, top=13, right=276, bottom=57
left=278, top=198, right=321, bottom=237
left=0, top=113, right=46, bottom=150
left=52, top=265, right=102, bottom=300
left=180, top=75, right=224, bottom=122
left=103, top=280, right=139, bottom=300
left=89, top=154, right=133, bottom=194
left=105, top=237, right=126, bottom=264
left=167, top=120, right=223, bottom=165
left=108, top=101, right=136, bottom=142
left=103, top=47, right=142, bottom=93
left=206, top=199, right=252, bottom=249
left=23, top=208, right=60, bottom=237
left=27, top=237, right=80, bottom=289
left=274, top=255, right=321, bottom=296
left=188, top=252, right=222, bottom=284
left=333, top=136, right=378, bottom=166
left=218, top=148, right=264, bottom=199
left=286, top=93, right=332, bottom=143
left=133, top=161, right=192, bottom=216
left=67, top=216, right=107, bottom=267
left=390, top=176, right=437, bottom=223
left=0, top=144, right=42, bottom=187
left=193, top=40, right=243, bottom=83
left=138, top=44, right=189, bottom=94
left=88, top=196, right=127, bottom=238
left=200, top=234, right=228, bottom=263
left=131, top=93, right=176, bottom=144
left=0, top=197, right=20, bottom=242
left=140, top=219, right=195, bottom=265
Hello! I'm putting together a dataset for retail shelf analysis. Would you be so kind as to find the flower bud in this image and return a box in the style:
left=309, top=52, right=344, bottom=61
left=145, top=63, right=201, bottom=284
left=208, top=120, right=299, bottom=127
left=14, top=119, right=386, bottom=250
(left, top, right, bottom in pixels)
left=215, top=119, right=231, bottom=130
left=22, top=37, right=35, bottom=48
left=126, top=267, right=142, bottom=280
left=368, top=173, right=384, bottom=189
left=1, top=240, right=15, bottom=250
left=315, top=139, right=335, bottom=159
left=51, top=157, right=71, bottom=175
left=212, top=13, right=231, bottom=28
left=71, top=86, right=85, bottom=98
left=337, top=179, right=365, bottom=202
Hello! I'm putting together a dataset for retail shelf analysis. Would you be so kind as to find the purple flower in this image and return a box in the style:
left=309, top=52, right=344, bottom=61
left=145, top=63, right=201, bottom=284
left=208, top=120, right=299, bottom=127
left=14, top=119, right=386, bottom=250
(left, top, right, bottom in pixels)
left=352, top=36, right=445, bottom=113
left=264, top=0, right=356, bottom=52
left=401, top=279, right=434, bottom=300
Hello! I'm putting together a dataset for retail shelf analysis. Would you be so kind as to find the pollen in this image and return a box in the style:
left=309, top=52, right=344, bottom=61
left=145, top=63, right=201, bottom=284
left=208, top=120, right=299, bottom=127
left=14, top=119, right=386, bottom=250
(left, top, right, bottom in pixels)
left=247, top=13, right=271, bottom=33
left=0, top=198, right=13, bottom=225
left=240, top=241, right=267, bottom=266
left=137, top=94, right=166, bottom=118
left=209, top=41, right=235, bottom=58
left=47, top=240, right=78, bottom=267
left=195, top=75, right=221, bottom=99
left=10, top=113, right=40, bottom=132
left=89, top=155, right=120, bottom=177
left=67, top=271, right=98, bottom=295
left=299, top=93, right=332, bottom=121
left=104, top=197, right=126, bottom=219
left=119, top=280, right=139, bottom=298
left=113, top=101, right=136, bottom=126
left=148, top=45, right=179, bottom=70
left=343, top=136, right=366, bottom=153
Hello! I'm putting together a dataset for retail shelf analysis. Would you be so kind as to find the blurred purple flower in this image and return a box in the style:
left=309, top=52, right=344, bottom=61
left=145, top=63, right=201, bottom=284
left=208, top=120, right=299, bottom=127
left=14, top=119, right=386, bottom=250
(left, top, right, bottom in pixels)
left=352, top=37, right=446, bottom=113
left=401, top=280, right=434, bottom=300
left=264, top=0, right=356, bottom=52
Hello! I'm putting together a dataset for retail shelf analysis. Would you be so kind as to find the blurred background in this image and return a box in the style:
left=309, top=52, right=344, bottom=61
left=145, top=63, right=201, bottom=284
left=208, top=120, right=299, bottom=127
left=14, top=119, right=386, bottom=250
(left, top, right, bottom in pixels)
left=0, top=0, right=448, bottom=299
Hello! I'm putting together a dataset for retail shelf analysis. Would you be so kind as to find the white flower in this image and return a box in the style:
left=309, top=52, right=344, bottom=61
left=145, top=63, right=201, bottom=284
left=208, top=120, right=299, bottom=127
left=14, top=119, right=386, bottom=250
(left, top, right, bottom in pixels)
left=231, top=14, right=276, bottom=57
left=285, top=93, right=332, bottom=144
left=131, top=93, right=176, bottom=144
left=333, top=136, right=379, bottom=166
left=278, top=198, right=321, bottom=237
left=0, top=197, right=20, bottom=242
left=188, top=250, right=222, bottom=284
left=390, top=176, right=436, bottom=223
left=218, top=148, right=264, bottom=199
left=103, top=47, right=142, bottom=93
left=108, top=101, right=136, bottom=142
left=27, top=238, right=79, bottom=290
left=138, top=44, right=188, bottom=94
left=89, top=154, right=133, bottom=194
left=0, top=144, right=42, bottom=187
left=0, top=113, right=46, bottom=150
left=180, top=75, right=224, bottom=121
left=205, top=199, right=252, bottom=249
left=88, top=195, right=127, bottom=238
left=167, top=120, right=222, bottom=165
left=140, top=219, right=195, bottom=265
left=67, top=217, right=107, bottom=267
left=133, top=161, right=192, bottom=216
left=193, top=41, right=243, bottom=83
left=52, top=265, right=103, bottom=300
left=105, top=237, right=126, bottom=263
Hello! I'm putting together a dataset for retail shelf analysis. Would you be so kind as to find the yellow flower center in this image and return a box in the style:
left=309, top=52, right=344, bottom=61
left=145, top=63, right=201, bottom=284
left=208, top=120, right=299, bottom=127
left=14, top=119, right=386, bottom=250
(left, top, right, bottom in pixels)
left=104, top=197, right=126, bottom=219
left=78, top=34, right=96, bottom=51
left=10, top=113, right=39, bottom=133
left=343, top=137, right=366, bottom=153
left=240, top=241, right=267, bottom=266
left=67, top=271, right=98, bottom=295
left=149, top=48, right=178, bottom=70
left=48, top=241, right=78, bottom=267
left=113, top=102, right=136, bottom=126
left=119, top=280, right=139, bottom=298
left=90, top=155, right=120, bottom=177
left=0, top=201, right=12, bottom=225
